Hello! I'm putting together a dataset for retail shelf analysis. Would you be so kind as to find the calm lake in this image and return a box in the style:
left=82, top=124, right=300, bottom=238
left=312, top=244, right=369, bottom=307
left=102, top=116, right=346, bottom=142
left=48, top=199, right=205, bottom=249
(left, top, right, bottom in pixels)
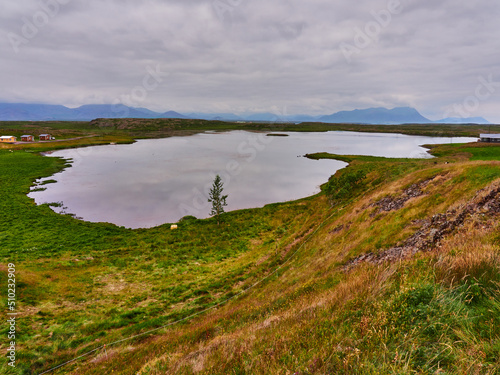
left=29, top=131, right=477, bottom=228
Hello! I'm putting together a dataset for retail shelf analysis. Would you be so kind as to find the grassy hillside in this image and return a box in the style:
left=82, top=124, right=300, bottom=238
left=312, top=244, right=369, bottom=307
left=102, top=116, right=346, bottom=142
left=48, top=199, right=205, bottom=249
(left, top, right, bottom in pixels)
left=0, top=125, right=500, bottom=374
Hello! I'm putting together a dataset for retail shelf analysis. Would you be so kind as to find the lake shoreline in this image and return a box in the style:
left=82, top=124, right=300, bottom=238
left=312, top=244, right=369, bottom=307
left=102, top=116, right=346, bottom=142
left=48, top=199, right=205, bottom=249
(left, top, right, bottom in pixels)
left=28, top=130, right=476, bottom=229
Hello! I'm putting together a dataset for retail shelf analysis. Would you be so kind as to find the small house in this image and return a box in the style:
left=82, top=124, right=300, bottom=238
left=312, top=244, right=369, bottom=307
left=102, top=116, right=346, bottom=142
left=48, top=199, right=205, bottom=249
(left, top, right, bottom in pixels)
left=480, top=134, right=500, bottom=143
left=21, top=135, right=34, bottom=142
left=0, top=136, right=17, bottom=143
left=39, top=134, right=51, bottom=141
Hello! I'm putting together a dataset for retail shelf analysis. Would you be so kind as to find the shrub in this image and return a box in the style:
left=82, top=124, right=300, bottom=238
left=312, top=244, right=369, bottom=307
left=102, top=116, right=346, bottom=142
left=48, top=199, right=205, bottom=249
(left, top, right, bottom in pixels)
left=324, top=169, right=366, bottom=205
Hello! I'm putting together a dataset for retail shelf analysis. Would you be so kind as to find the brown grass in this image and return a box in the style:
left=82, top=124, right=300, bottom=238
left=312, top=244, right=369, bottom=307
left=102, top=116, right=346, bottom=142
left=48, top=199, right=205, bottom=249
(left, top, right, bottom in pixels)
left=25, top=157, right=500, bottom=374
left=434, top=219, right=500, bottom=287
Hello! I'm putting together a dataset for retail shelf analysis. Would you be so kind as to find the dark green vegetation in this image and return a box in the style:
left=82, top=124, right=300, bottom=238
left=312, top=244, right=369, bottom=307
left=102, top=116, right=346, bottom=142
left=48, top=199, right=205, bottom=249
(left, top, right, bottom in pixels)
left=82, top=118, right=499, bottom=138
left=0, top=119, right=500, bottom=374
left=2, top=118, right=500, bottom=144
left=323, top=168, right=366, bottom=206
left=426, top=141, right=500, bottom=161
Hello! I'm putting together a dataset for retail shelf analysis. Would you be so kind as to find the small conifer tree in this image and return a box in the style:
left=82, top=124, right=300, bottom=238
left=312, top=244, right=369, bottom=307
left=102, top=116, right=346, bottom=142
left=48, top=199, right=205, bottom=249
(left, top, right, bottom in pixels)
left=208, top=174, right=228, bottom=224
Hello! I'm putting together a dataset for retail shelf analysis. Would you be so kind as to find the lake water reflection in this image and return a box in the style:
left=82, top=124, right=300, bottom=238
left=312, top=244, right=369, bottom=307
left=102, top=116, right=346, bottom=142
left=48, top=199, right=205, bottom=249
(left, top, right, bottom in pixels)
left=29, top=131, right=477, bottom=228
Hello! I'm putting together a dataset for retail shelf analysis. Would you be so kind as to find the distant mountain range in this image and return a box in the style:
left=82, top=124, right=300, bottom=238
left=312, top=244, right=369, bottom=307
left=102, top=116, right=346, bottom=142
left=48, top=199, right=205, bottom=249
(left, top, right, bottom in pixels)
left=316, top=107, right=491, bottom=125
left=434, top=117, right=490, bottom=124
left=0, top=103, right=186, bottom=121
left=318, top=107, right=430, bottom=124
left=0, top=103, right=491, bottom=124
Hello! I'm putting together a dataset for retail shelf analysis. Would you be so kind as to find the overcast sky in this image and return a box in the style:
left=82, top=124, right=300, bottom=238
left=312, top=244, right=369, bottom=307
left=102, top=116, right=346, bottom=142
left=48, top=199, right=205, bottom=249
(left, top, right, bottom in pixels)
left=1, top=0, right=500, bottom=121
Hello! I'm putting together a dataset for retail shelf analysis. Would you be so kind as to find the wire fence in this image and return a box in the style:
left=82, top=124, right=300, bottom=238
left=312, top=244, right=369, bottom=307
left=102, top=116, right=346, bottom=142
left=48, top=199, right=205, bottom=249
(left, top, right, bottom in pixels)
left=38, top=209, right=337, bottom=375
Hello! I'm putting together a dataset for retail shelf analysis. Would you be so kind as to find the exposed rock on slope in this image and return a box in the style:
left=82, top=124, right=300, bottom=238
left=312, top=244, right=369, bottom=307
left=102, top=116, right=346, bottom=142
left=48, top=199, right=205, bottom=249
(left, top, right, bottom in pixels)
left=371, top=178, right=431, bottom=214
left=345, top=182, right=500, bottom=270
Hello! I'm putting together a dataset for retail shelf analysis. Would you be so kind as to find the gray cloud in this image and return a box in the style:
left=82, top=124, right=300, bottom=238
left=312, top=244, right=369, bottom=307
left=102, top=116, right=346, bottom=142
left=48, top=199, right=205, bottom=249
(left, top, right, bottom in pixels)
left=1, top=0, right=500, bottom=121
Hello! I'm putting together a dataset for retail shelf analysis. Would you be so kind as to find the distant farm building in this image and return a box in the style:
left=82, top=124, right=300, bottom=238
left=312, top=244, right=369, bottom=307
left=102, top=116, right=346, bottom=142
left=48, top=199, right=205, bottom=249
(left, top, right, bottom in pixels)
left=39, top=134, right=51, bottom=141
left=0, top=136, right=17, bottom=143
left=480, top=134, right=500, bottom=143
left=21, top=135, right=34, bottom=142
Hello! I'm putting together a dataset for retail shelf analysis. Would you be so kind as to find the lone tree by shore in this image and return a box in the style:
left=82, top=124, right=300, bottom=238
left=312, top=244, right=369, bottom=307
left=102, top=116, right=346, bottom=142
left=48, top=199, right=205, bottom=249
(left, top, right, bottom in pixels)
left=208, top=174, right=228, bottom=225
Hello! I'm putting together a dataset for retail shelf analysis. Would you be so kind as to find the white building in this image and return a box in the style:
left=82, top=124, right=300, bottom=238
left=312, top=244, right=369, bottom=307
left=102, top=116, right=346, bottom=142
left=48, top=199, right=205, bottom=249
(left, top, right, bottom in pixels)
left=480, top=134, right=500, bottom=143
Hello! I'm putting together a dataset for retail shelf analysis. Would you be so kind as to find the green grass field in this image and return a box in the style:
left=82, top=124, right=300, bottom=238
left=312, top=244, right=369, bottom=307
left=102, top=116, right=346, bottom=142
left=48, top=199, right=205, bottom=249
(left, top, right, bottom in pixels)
left=1, top=119, right=500, bottom=374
